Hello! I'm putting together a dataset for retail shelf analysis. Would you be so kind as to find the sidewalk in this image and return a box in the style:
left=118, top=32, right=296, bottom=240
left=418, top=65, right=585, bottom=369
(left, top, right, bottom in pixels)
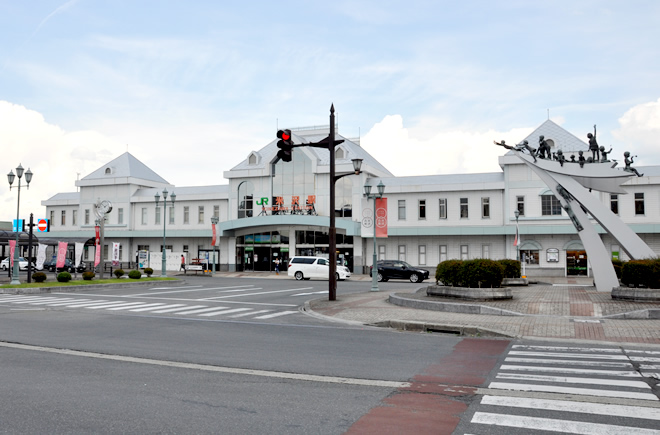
left=304, top=275, right=660, bottom=345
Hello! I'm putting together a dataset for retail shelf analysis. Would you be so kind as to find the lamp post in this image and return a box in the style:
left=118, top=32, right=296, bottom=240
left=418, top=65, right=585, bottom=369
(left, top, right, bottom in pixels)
left=364, top=180, right=385, bottom=292
left=210, top=216, right=219, bottom=277
left=514, top=209, right=524, bottom=278
left=155, top=189, right=176, bottom=277
left=7, top=164, right=33, bottom=285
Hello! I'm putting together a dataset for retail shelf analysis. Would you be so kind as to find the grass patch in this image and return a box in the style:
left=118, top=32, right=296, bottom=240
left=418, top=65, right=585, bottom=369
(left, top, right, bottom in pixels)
left=0, top=277, right=177, bottom=289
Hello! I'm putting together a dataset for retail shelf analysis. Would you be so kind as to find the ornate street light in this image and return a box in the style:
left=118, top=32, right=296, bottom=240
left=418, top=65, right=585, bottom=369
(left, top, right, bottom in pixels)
left=7, top=164, right=33, bottom=285
left=155, top=188, right=176, bottom=277
left=364, top=179, right=385, bottom=292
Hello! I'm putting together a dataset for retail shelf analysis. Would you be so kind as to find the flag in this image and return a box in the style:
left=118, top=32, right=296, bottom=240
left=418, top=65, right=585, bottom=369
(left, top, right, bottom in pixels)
left=36, top=243, right=47, bottom=270
left=75, top=242, right=84, bottom=268
left=514, top=225, right=519, bottom=247
left=56, top=242, right=68, bottom=268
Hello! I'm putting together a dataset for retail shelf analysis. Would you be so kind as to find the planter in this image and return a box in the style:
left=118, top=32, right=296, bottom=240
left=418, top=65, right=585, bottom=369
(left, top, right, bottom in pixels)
left=426, top=285, right=513, bottom=301
left=611, top=287, right=660, bottom=302
left=502, top=278, right=529, bottom=286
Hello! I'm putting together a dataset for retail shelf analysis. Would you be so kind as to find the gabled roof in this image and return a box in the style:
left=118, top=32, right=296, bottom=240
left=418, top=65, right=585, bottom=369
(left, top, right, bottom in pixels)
left=521, top=119, right=588, bottom=152
left=79, top=152, right=169, bottom=185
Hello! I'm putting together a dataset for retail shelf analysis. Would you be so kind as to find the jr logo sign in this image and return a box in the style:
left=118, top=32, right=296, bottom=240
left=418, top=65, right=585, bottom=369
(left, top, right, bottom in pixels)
left=255, top=197, right=269, bottom=206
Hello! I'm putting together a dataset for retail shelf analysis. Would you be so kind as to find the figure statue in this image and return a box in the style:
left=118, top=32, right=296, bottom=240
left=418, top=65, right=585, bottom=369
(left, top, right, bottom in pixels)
left=599, top=146, right=612, bottom=163
left=518, top=140, right=537, bottom=162
left=538, top=135, right=551, bottom=159
left=578, top=150, right=585, bottom=168
left=493, top=140, right=513, bottom=150
left=624, top=151, right=643, bottom=176
left=587, top=124, right=599, bottom=162
left=556, top=149, right=566, bottom=166
left=570, top=154, right=577, bottom=163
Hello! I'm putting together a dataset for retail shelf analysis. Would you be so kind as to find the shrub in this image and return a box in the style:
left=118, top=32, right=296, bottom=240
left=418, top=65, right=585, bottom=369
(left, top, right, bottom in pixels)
left=82, top=271, right=95, bottom=281
left=57, top=271, right=72, bottom=283
left=497, top=259, right=521, bottom=278
left=621, top=259, right=660, bottom=288
left=128, top=270, right=142, bottom=279
left=460, top=259, right=505, bottom=288
left=113, top=269, right=125, bottom=279
left=612, top=259, right=623, bottom=279
left=436, top=260, right=463, bottom=286
left=32, top=271, right=47, bottom=283
left=144, top=267, right=154, bottom=277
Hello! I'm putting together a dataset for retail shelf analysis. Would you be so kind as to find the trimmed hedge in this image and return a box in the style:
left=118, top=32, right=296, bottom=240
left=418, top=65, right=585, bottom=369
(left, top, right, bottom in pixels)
left=436, top=259, right=505, bottom=288
left=128, top=270, right=142, bottom=279
left=82, top=271, right=95, bottom=281
left=621, top=259, right=660, bottom=288
left=612, top=259, right=623, bottom=279
left=113, top=269, right=125, bottom=278
left=57, top=271, right=72, bottom=282
left=497, top=259, right=521, bottom=278
left=144, top=267, right=154, bottom=276
left=32, top=271, right=47, bottom=283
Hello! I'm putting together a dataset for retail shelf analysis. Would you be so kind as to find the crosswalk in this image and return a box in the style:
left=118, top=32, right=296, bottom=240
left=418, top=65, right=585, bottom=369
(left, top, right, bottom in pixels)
left=0, top=295, right=298, bottom=321
left=461, top=344, right=660, bottom=434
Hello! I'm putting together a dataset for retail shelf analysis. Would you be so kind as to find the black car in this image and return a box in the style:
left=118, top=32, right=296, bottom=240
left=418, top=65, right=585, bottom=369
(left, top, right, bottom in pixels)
left=369, top=260, right=430, bottom=283
left=41, top=257, right=86, bottom=273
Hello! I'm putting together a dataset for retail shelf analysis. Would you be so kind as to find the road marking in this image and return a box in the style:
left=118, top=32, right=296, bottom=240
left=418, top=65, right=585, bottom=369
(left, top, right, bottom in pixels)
left=134, top=304, right=187, bottom=313
left=505, top=357, right=633, bottom=368
left=508, top=351, right=629, bottom=360
left=175, top=306, right=231, bottom=315
left=27, top=298, right=80, bottom=305
left=203, top=288, right=309, bottom=300
left=150, top=305, right=206, bottom=314
left=228, top=310, right=271, bottom=318
left=129, top=304, right=172, bottom=312
left=471, top=412, right=660, bottom=435
left=291, top=291, right=327, bottom=296
left=254, top=311, right=298, bottom=319
left=198, top=308, right=252, bottom=317
left=106, top=303, right=166, bottom=311
left=488, top=382, right=658, bottom=401
left=59, top=300, right=114, bottom=308
left=496, top=373, right=650, bottom=389
left=131, top=285, right=249, bottom=297
left=499, top=364, right=642, bottom=377
left=481, top=395, right=660, bottom=421
left=512, top=345, right=623, bottom=353
left=0, top=341, right=409, bottom=388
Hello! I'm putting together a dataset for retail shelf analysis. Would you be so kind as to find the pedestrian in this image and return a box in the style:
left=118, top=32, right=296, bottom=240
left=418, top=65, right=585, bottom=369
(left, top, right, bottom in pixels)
left=274, top=258, right=280, bottom=275
left=180, top=255, right=185, bottom=271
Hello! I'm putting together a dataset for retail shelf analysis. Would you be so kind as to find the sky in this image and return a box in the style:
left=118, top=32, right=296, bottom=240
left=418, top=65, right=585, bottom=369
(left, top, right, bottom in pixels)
left=1, top=0, right=660, bottom=222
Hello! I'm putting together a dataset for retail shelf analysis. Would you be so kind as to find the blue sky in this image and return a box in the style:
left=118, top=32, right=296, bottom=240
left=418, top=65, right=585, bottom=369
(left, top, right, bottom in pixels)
left=1, top=0, right=660, bottom=221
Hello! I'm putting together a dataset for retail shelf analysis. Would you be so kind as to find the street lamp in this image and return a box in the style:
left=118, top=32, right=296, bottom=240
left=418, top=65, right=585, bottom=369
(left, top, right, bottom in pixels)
left=155, top=188, right=176, bottom=277
left=514, top=209, right=524, bottom=278
left=364, top=180, right=385, bottom=292
left=7, top=164, right=33, bottom=285
left=210, top=216, right=219, bottom=277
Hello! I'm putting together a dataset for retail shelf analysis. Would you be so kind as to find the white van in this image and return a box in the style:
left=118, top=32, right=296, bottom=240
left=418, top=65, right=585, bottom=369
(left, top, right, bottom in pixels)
left=287, top=256, right=351, bottom=281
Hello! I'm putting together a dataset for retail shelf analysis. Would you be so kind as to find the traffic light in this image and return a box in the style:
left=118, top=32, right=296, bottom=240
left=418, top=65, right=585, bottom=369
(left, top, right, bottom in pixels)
left=277, top=129, right=293, bottom=162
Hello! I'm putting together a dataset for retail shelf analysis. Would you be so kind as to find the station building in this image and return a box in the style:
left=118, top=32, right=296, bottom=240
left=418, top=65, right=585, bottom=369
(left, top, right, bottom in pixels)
left=40, top=120, right=660, bottom=277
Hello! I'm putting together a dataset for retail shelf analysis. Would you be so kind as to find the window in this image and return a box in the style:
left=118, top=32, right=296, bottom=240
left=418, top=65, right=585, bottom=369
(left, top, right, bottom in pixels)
left=50, top=210, right=55, bottom=227
left=85, top=209, right=90, bottom=225
left=521, top=249, right=540, bottom=265
left=198, top=206, right=204, bottom=224
left=460, top=198, right=468, bottom=218
left=439, top=245, right=447, bottom=262
left=398, top=200, right=406, bottom=220
left=635, top=193, right=645, bottom=215
left=439, top=198, right=447, bottom=219
left=378, top=245, right=385, bottom=261
left=103, top=245, right=109, bottom=260
left=118, top=208, right=124, bottom=224
left=183, top=245, right=189, bottom=253
left=213, top=205, right=219, bottom=219
left=541, top=194, right=562, bottom=216
left=137, top=245, right=150, bottom=252
left=460, top=245, right=469, bottom=260
left=418, top=245, right=426, bottom=265
left=238, top=181, right=254, bottom=219
left=155, top=206, right=161, bottom=225
left=516, top=196, right=525, bottom=216
left=418, top=200, right=426, bottom=219
left=482, top=244, right=490, bottom=259
left=184, top=206, right=190, bottom=224
left=61, top=210, right=66, bottom=225
left=160, top=245, right=173, bottom=252
left=398, top=245, right=406, bottom=262
left=141, top=208, right=147, bottom=225
left=481, top=197, right=490, bottom=218
left=169, top=206, right=175, bottom=224
left=610, top=194, right=619, bottom=215
left=72, top=210, right=77, bottom=226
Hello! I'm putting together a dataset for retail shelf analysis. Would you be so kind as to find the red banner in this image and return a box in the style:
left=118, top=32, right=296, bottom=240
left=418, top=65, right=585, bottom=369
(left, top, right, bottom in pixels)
left=9, top=240, right=16, bottom=268
left=375, top=198, right=388, bottom=238
left=56, top=242, right=68, bottom=268
left=211, top=224, right=217, bottom=246
left=95, top=226, right=100, bottom=245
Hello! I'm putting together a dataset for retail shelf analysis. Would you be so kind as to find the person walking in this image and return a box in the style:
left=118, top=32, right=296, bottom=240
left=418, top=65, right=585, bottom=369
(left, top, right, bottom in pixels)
left=180, top=255, right=186, bottom=271
left=274, top=258, right=280, bottom=275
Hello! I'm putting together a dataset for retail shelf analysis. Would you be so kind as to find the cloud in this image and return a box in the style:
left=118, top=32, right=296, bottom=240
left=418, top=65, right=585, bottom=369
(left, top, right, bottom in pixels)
left=361, top=114, right=533, bottom=176
left=613, top=98, right=660, bottom=166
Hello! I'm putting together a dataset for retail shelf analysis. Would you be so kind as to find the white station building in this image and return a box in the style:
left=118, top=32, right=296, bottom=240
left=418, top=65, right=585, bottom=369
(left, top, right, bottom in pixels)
left=40, top=120, right=660, bottom=277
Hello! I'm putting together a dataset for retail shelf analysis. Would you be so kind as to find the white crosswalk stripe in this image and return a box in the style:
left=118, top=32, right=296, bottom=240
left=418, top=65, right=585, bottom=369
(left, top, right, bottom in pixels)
left=0, top=295, right=299, bottom=321
left=460, top=344, right=660, bottom=434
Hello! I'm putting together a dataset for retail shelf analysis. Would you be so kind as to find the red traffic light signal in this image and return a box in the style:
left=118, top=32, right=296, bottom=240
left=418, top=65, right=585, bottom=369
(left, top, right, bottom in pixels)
left=277, top=129, right=293, bottom=162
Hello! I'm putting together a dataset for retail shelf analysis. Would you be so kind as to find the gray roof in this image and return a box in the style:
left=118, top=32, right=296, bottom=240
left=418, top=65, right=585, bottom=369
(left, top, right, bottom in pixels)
left=521, top=119, right=588, bottom=153
left=229, top=130, right=394, bottom=177
left=81, top=152, right=169, bottom=184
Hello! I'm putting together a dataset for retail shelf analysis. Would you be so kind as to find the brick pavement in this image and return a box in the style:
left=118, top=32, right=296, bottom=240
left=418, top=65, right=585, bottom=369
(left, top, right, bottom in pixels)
left=306, top=283, right=660, bottom=345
